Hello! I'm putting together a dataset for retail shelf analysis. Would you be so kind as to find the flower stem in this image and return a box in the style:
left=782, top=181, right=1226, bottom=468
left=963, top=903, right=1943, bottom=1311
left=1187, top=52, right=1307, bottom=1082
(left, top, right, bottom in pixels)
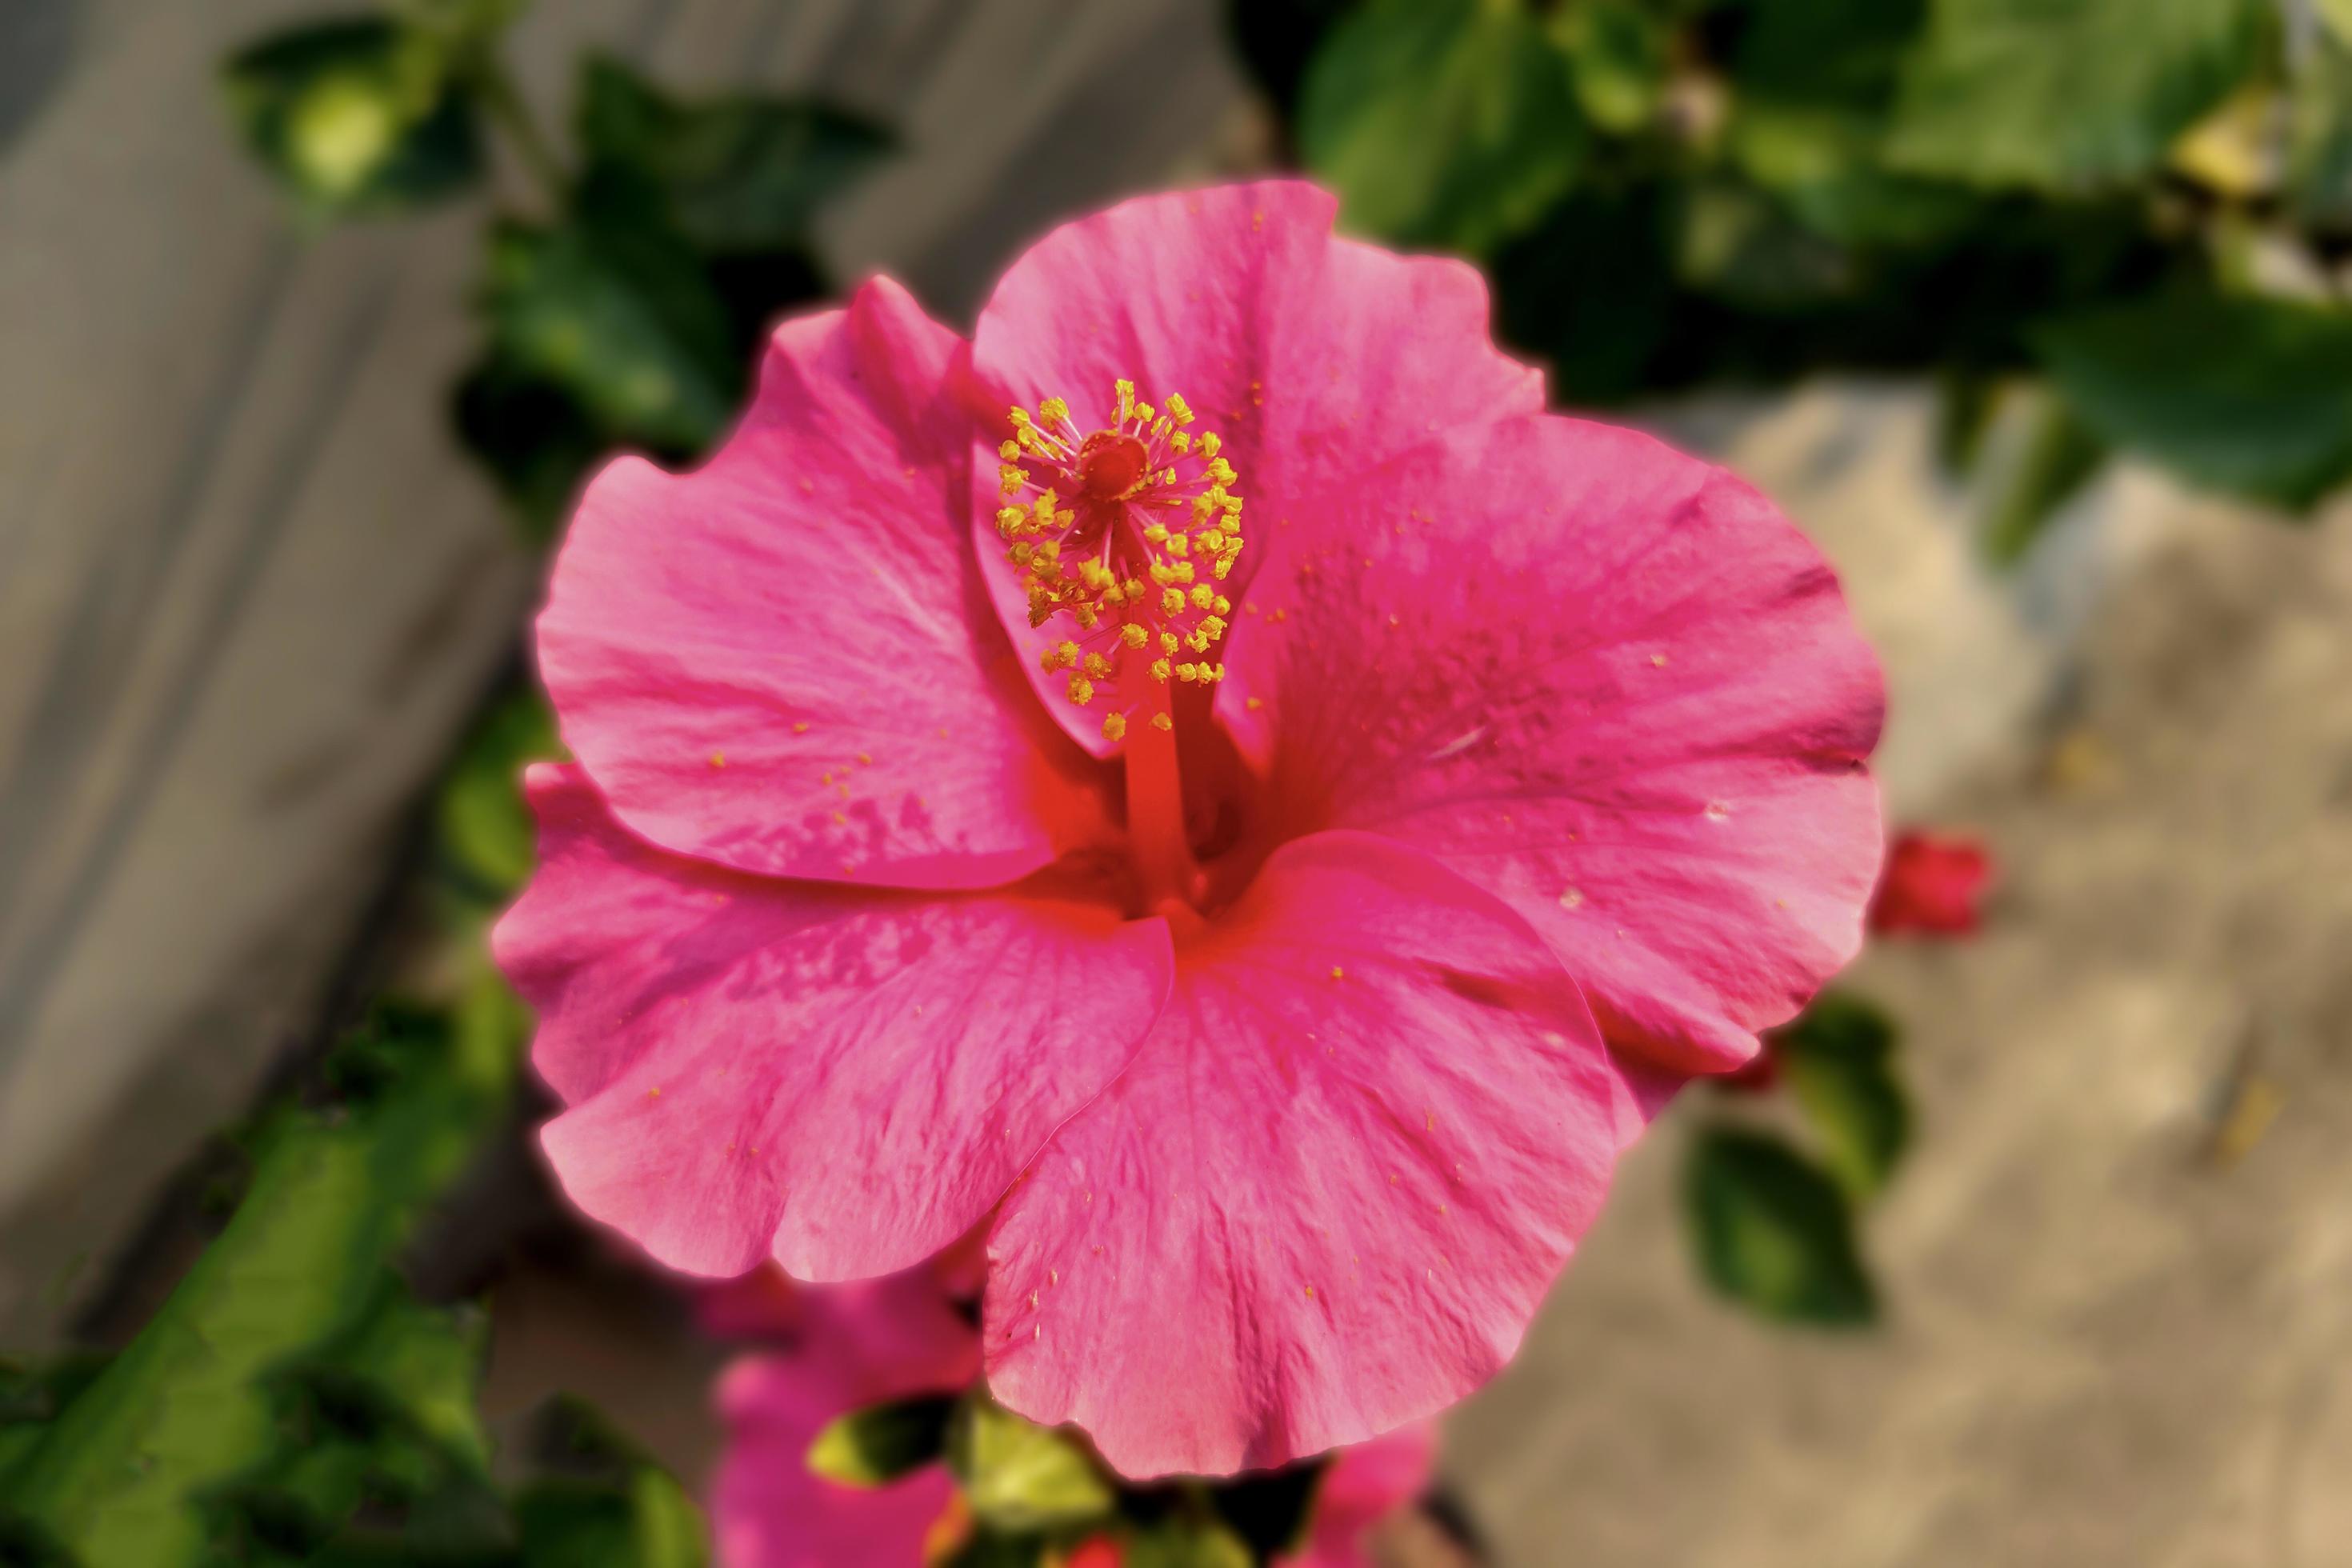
left=1122, top=663, right=1199, bottom=911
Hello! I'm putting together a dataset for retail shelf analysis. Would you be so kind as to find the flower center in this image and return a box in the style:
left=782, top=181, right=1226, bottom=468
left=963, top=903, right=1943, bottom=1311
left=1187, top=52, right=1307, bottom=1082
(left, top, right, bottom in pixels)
left=994, top=380, right=1246, bottom=744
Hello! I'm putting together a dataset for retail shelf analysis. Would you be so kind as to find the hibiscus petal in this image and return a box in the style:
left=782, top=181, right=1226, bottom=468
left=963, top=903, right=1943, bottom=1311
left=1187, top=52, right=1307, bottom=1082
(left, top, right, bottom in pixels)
left=714, top=1269, right=978, bottom=1568
left=495, top=764, right=1171, bottom=1280
left=967, top=181, right=1545, bottom=754
left=1278, top=1422, right=1437, bottom=1568
left=539, top=275, right=1107, bottom=889
left=983, top=832, right=1626, bottom=1478
left=1220, top=413, right=1884, bottom=1074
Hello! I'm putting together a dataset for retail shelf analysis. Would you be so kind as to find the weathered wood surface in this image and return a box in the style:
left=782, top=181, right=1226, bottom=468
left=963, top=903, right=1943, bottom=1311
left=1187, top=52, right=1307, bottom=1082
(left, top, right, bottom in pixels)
left=0, top=0, right=1242, bottom=1346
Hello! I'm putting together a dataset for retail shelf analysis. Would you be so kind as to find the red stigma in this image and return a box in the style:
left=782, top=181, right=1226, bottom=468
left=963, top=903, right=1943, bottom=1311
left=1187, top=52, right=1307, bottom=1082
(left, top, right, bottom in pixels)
left=1077, top=430, right=1150, bottom=500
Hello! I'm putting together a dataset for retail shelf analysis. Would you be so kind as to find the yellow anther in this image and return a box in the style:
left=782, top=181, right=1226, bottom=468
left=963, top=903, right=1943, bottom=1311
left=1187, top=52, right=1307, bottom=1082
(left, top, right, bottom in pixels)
left=1102, top=712, right=1127, bottom=742
left=1166, top=534, right=1190, bottom=558
left=1170, top=430, right=1191, bottom=455
left=1114, top=378, right=1135, bottom=420
left=1150, top=658, right=1171, bottom=682
left=1160, top=632, right=1178, bottom=653
left=1200, top=615, right=1227, bottom=641
left=1142, top=522, right=1170, bottom=544
left=1083, top=652, right=1113, bottom=678
left=1177, top=662, right=1200, bottom=682
left=1206, top=458, right=1236, bottom=486
left=999, top=439, right=1019, bottom=459
left=1190, top=583, right=1215, bottom=610
left=1040, top=396, right=1069, bottom=424
left=999, top=464, right=1029, bottom=497
left=1134, top=402, right=1154, bottom=423
left=1067, top=674, right=1094, bottom=706
left=1120, top=623, right=1148, bottom=649
left=1199, top=432, right=1221, bottom=458
left=1165, top=393, right=1194, bottom=426
left=1151, top=713, right=1174, bottom=731
left=1160, top=588, right=1186, bottom=616
left=1009, top=406, right=1032, bottom=427
left=1213, top=594, right=1231, bottom=615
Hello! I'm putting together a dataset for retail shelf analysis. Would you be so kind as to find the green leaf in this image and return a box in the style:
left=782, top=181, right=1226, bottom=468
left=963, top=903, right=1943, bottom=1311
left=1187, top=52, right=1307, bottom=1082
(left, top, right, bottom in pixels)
left=1886, top=0, right=2270, bottom=192
left=806, top=1394, right=957, bottom=1489
left=947, top=1398, right=1114, bottom=1534
left=1678, top=182, right=1856, bottom=306
left=1492, top=186, right=1679, bottom=403
left=222, top=19, right=482, bottom=217
left=201, top=1292, right=506, bottom=1563
left=0, top=990, right=519, bottom=1563
left=1298, top=0, right=1587, bottom=257
left=577, top=56, right=891, bottom=254
left=1124, top=1516, right=1255, bottom=1568
left=1733, top=0, right=1929, bottom=110
left=2033, top=290, right=2352, bottom=510
left=1982, top=388, right=2107, bottom=564
left=453, top=353, right=609, bottom=543
left=1552, top=1, right=1670, bottom=134
left=482, top=170, right=742, bottom=454
left=2290, top=33, right=2352, bottom=228
left=514, top=1470, right=708, bottom=1568
left=1685, top=1127, right=1878, bottom=1326
left=1771, top=994, right=1913, bottom=1196
left=435, top=688, right=562, bottom=902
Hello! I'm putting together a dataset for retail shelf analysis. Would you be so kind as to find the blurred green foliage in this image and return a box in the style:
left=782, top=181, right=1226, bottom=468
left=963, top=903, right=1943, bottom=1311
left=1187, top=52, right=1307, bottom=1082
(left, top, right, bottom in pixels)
left=226, top=2, right=888, bottom=543
left=1680, top=992, right=1914, bottom=1327
left=1242, top=0, right=2352, bottom=557
left=1686, top=1127, right=1879, bottom=1326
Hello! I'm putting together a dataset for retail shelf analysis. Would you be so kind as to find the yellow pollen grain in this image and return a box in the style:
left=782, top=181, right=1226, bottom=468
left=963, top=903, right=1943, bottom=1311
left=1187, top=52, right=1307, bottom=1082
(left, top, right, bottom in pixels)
left=1102, top=712, right=1128, bottom=742
left=1151, top=713, right=1174, bottom=732
left=1330, top=965, right=1344, bottom=981
left=793, top=721, right=810, bottom=734
left=1246, top=696, right=1264, bottom=710
left=709, top=751, right=726, bottom=769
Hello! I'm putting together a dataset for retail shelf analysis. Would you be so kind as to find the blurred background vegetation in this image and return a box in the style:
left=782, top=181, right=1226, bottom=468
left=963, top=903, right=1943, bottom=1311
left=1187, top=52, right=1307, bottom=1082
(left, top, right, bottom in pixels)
left=5, top=0, right=2350, bottom=1562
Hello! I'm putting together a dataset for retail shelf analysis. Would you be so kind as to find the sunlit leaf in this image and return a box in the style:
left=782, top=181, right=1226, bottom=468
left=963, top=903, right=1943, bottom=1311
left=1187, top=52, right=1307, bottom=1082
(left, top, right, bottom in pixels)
left=1887, top=0, right=2269, bottom=191
left=1298, top=0, right=1586, bottom=256
left=577, top=55, right=891, bottom=254
left=2034, top=290, right=2352, bottom=510
left=222, top=19, right=482, bottom=217
left=806, top=1394, right=957, bottom=1489
left=1772, top=994, right=1913, bottom=1195
left=948, top=1398, right=1114, bottom=1534
left=1686, top=1127, right=1877, bottom=1326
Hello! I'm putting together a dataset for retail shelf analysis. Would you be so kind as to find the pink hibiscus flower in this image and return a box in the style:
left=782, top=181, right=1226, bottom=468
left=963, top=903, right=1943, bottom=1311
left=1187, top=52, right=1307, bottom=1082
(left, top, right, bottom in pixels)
left=711, top=1265, right=978, bottom=1566
left=494, top=181, right=1884, bottom=1478
left=1869, top=829, right=1993, bottom=937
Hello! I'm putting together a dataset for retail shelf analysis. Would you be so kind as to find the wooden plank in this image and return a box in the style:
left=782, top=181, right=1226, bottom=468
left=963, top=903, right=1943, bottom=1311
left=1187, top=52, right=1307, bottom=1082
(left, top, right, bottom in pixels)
left=0, top=0, right=1242, bottom=1344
